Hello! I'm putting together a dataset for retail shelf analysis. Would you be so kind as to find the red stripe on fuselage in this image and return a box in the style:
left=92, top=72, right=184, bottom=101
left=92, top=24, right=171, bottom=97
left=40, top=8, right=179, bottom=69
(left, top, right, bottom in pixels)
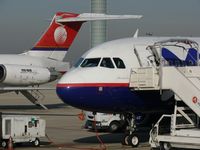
left=57, top=83, right=129, bottom=87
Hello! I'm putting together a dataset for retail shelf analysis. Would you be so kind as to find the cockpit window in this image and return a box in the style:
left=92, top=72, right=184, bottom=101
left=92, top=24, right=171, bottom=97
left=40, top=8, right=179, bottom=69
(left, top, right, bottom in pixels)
left=74, top=57, right=84, bottom=68
left=81, top=58, right=101, bottom=67
left=113, top=58, right=126, bottom=69
left=100, top=58, right=114, bottom=68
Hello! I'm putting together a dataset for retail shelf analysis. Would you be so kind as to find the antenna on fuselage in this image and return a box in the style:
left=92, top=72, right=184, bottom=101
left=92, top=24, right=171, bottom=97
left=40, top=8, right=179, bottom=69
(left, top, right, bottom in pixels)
left=133, top=28, right=139, bottom=38
left=132, top=29, right=142, bottom=66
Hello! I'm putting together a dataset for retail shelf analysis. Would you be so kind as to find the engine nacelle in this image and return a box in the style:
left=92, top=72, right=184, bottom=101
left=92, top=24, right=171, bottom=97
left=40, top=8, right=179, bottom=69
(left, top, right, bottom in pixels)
left=0, top=64, right=58, bottom=85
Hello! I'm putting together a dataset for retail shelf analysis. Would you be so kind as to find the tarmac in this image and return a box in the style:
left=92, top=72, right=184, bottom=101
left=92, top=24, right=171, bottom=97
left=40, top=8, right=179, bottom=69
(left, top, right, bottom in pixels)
left=0, top=83, right=151, bottom=150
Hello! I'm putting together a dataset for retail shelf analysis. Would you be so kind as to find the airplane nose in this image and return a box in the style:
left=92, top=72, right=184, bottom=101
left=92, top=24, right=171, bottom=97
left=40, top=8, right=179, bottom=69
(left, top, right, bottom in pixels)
left=56, top=68, right=132, bottom=112
left=56, top=84, right=77, bottom=107
left=56, top=83, right=97, bottom=111
left=56, top=74, right=93, bottom=110
left=56, top=83, right=103, bottom=111
left=56, top=68, right=89, bottom=109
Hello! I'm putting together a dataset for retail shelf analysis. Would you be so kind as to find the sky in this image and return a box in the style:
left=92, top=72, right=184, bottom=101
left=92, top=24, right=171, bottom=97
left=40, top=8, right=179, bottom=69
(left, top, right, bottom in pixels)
left=0, top=0, right=200, bottom=64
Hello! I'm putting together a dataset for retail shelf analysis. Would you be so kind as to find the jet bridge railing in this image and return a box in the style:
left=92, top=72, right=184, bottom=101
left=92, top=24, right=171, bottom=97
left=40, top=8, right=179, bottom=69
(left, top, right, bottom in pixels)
left=130, top=38, right=200, bottom=117
left=156, top=39, right=200, bottom=94
left=130, top=38, right=200, bottom=91
left=155, top=38, right=199, bottom=66
left=143, top=39, right=200, bottom=150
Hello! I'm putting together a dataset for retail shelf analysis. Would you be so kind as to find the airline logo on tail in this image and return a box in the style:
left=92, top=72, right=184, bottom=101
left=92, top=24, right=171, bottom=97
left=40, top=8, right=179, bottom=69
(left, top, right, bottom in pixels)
left=32, top=12, right=82, bottom=51
left=54, top=26, right=67, bottom=44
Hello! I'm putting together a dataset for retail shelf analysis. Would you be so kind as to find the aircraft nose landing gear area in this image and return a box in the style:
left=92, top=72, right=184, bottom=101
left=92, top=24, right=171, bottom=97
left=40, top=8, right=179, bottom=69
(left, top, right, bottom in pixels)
left=128, top=133, right=140, bottom=147
left=121, top=113, right=149, bottom=148
left=121, top=113, right=138, bottom=147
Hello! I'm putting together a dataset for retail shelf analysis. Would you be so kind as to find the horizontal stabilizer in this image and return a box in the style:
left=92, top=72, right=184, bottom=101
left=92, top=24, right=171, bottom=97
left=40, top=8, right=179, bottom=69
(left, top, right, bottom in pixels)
left=57, top=13, right=143, bottom=23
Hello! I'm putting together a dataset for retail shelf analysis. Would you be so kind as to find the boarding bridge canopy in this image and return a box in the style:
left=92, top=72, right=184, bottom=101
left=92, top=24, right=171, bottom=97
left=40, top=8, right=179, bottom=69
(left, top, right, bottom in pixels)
left=130, top=38, right=200, bottom=117
left=147, top=38, right=199, bottom=67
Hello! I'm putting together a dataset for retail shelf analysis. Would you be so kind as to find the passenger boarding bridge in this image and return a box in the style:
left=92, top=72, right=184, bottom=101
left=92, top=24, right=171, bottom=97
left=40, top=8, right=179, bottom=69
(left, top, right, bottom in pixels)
left=129, top=39, right=200, bottom=149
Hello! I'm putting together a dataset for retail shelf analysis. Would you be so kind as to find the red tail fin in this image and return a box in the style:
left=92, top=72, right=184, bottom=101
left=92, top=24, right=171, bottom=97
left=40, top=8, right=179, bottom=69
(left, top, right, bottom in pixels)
left=29, top=12, right=84, bottom=60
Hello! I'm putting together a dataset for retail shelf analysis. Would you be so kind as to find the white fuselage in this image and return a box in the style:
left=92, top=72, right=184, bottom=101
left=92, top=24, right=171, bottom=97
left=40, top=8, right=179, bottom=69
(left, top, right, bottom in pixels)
left=57, top=37, right=200, bottom=113
left=0, top=54, right=68, bottom=71
left=0, top=54, right=69, bottom=87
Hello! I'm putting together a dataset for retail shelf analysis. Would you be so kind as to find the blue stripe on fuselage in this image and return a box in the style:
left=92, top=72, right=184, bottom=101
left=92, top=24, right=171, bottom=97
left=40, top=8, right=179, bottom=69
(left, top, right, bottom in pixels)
left=56, top=86, right=170, bottom=113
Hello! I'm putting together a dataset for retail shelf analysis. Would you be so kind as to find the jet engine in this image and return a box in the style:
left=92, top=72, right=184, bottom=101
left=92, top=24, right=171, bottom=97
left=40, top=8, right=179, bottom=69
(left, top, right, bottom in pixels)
left=0, top=64, right=59, bottom=85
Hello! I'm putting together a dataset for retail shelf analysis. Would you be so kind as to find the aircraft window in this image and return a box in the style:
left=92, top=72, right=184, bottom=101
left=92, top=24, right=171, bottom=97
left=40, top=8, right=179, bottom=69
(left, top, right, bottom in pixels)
left=113, top=58, right=126, bottom=69
left=100, top=58, right=114, bottom=68
left=81, top=58, right=101, bottom=67
left=74, top=57, right=84, bottom=68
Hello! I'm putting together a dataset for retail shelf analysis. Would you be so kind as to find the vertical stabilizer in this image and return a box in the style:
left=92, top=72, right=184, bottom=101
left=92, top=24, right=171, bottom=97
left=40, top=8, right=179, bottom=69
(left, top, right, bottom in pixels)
left=26, top=12, right=83, bottom=61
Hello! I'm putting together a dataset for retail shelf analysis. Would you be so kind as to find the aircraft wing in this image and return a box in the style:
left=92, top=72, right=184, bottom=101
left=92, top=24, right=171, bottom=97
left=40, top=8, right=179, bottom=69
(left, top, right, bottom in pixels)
left=0, top=87, right=55, bottom=90
left=57, top=13, right=143, bottom=23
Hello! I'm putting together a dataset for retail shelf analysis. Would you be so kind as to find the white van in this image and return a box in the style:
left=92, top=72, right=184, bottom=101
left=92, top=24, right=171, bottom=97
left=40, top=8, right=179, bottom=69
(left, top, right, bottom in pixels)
left=0, top=113, right=46, bottom=148
left=84, top=111, right=126, bottom=132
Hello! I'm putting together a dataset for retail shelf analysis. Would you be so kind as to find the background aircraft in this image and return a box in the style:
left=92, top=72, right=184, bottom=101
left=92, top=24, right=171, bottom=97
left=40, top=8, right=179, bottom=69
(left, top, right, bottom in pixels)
left=56, top=34, right=200, bottom=146
left=0, top=12, right=83, bottom=109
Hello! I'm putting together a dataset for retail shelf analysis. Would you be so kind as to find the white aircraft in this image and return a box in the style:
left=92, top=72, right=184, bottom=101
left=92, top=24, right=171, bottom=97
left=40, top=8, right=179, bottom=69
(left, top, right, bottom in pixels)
left=0, top=12, right=82, bottom=109
left=56, top=32, right=200, bottom=146
left=0, top=12, right=141, bottom=109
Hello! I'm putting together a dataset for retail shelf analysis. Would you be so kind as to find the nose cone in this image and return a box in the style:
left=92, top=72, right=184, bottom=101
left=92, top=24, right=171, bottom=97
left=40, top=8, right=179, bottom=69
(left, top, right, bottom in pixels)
left=56, top=82, right=97, bottom=111
left=56, top=70, right=82, bottom=109
left=56, top=84, right=82, bottom=110
left=56, top=84, right=76, bottom=106
left=56, top=69, right=107, bottom=111
left=56, top=68, right=132, bottom=112
left=56, top=68, right=95, bottom=111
